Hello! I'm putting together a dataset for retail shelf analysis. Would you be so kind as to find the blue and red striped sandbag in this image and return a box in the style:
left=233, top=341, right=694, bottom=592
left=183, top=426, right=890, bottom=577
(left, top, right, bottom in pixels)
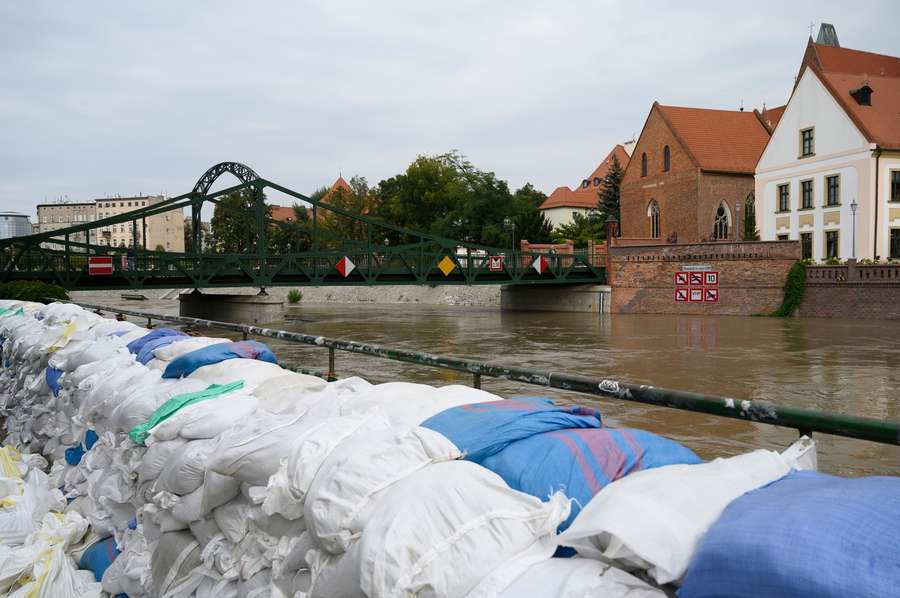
left=480, top=427, right=702, bottom=530
left=420, top=397, right=602, bottom=463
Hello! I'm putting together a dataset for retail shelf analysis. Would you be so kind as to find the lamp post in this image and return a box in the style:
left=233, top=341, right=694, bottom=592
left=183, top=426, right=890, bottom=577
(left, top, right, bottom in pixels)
left=503, top=217, right=516, bottom=254
left=850, top=198, right=858, bottom=259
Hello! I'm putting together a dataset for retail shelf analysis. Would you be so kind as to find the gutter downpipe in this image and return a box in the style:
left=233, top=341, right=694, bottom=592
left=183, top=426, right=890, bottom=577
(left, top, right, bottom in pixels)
left=873, top=148, right=881, bottom=259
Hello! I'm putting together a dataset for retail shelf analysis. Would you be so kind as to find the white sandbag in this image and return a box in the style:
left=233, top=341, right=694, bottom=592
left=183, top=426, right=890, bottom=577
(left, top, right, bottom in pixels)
left=214, top=495, right=253, bottom=544
left=101, top=525, right=152, bottom=598
left=494, top=557, right=666, bottom=598
left=305, top=425, right=461, bottom=553
left=108, top=378, right=208, bottom=435
left=261, top=411, right=392, bottom=519
left=153, top=438, right=218, bottom=496
left=152, top=336, right=229, bottom=362
left=0, top=469, right=65, bottom=546
left=251, top=371, right=328, bottom=404
left=271, top=531, right=315, bottom=580
left=308, top=542, right=364, bottom=598
left=209, top=411, right=309, bottom=486
left=358, top=460, right=570, bottom=598
left=189, top=358, right=287, bottom=389
left=558, top=437, right=817, bottom=585
left=7, top=543, right=102, bottom=598
left=341, top=382, right=503, bottom=431
left=138, top=438, right=188, bottom=485
left=147, top=393, right=258, bottom=443
left=150, top=531, right=202, bottom=597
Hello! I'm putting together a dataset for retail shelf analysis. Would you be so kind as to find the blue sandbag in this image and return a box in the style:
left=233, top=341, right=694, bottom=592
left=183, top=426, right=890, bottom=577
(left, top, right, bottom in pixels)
left=679, top=470, right=900, bottom=598
left=481, top=427, right=702, bottom=530
left=84, top=429, right=98, bottom=450
left=420, top=397, right=601, bottom=463
left=162, top=340, right=277, bottom=379
left=136, top=335, right=190, bottom=365
left=64, top=430, right=100, bottom=466
left=80, top=536, right=120, bottom=582
left=46, top=367, right=63, bottom=397
left=126, top=328, right=187, bottom=356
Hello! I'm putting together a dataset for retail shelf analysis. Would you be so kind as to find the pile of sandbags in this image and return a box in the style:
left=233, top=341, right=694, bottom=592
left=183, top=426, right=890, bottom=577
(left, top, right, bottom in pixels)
left=4, top=299, right=895, bottom=598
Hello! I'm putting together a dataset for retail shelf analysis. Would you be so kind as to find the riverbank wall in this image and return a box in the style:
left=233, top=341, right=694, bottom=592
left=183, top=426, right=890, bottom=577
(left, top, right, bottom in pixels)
left=800, top=261, right=900, bottom=320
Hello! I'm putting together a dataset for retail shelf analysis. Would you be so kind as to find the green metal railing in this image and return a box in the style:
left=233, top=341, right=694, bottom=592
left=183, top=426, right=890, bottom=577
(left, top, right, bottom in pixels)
left=67, top=300, right=900, bottom=447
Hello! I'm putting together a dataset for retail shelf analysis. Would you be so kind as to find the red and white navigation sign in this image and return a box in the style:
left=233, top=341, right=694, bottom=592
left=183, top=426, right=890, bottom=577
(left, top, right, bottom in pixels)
left=88, top=256, right=113, bottom=276
left=704, top=271, right=719, bottom=285
left=674, top=272, right=689, bottom=285
left=689, top=272, right=704, bottom=286
left=336, top=256, right=356, bottom=278
left=488, top=255, right=504, bottom=272
left=532, top=255, right=549, bottom=274
left=704, top=288, right=719, bottom=302
left=675, top=288, right=688, bottom=302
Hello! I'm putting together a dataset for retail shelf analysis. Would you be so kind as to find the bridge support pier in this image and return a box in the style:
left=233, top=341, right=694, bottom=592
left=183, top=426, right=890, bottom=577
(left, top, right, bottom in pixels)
left=178, top=290, right=284, bottom=325
left=500, top=284, right=611, bottom=313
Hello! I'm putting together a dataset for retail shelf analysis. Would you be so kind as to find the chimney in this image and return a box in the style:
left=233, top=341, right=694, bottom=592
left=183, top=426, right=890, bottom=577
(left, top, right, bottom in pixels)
left=816, top=23, right=840, bottom=47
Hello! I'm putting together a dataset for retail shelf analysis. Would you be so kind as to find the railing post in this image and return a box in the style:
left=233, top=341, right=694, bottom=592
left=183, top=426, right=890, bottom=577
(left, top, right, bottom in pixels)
left=473, top=372, right=481, bottom=389
left=242, top=331, right=248, bottom=340
left=327, top=346, right=336, bottom=381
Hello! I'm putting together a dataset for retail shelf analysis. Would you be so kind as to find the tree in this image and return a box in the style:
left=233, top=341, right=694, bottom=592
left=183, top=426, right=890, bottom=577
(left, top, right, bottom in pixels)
left=317, top=175, right=376, bottom=246
left=269, top=204, right=311, bottom=252
left=744, top=194, right=760, bottom=241
left=598, top=154, right=623, bottom=227
left=511, top=184, right=553, bottom=244
left=373, top=151, right=520, bottom=247
left=551, top=212, right=606, bottom=248
left=210, top=189, right=270, bottom=253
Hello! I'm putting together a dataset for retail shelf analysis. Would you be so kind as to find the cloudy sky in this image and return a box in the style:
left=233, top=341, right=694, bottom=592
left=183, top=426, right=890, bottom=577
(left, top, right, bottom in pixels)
left=2, top=1, right=897, bottom=216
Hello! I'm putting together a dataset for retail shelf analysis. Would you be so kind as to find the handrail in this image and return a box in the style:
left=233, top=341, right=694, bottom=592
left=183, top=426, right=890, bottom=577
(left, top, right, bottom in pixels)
left=60, top=300, right=900, bottom=447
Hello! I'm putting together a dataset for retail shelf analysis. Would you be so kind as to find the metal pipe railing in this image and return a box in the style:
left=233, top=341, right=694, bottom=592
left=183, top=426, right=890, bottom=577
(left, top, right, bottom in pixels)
left=64, top=300, right=900, bottom=446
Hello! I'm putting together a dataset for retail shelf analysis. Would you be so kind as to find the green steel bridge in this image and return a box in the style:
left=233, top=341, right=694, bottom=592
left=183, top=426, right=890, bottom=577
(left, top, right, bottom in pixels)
left=1, top=162, right=606, bottom=291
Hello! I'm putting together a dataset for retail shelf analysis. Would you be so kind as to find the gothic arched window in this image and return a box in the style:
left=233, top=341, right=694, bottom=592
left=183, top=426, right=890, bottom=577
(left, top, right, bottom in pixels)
left=648, top=200, right=660, bottom=238
left=713, top=201, right=731, bottom=240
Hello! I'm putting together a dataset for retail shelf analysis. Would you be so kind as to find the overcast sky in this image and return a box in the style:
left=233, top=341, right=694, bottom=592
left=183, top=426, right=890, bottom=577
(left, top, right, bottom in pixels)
left=2, top=1, right=898, bottom=217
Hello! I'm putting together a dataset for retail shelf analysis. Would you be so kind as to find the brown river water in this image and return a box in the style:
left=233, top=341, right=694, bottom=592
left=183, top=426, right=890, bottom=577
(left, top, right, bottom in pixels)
left=84, top=297, right=900, bottom=477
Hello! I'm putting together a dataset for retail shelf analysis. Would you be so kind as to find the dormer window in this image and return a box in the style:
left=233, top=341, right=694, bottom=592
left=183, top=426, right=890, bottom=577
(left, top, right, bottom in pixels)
left=581, top=179, right=589, bottom=189
left=850, top=84, right=873, bottom=106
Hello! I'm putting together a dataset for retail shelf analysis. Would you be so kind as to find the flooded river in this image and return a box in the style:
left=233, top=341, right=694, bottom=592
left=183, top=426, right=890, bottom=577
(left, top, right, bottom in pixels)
left=84, top=296, right=900, bottom=477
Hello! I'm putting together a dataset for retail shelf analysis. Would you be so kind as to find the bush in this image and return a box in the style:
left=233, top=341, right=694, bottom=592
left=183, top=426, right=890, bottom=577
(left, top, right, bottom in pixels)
left=287, top=289, right=302, bottom=304
left=771, top=261, right=806, bottom=317
left=824, top=257, right=842, bottom=265
left=0, top=281, right=69, bottom=303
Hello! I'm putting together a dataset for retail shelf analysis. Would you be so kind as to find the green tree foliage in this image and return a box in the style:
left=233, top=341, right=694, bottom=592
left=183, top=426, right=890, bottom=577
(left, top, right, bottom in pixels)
left=597, top=154, right=623, bottom=226
left=744, top=195, right=760, bottom=241
left=373, top=151, right=545, bottom=247
left=0, top=281, right=69, bottom=303
left=511, top=184, right=553, bottom=245
left=269, top=204, right=311, bottom=252
left=771, top=261, right=806, bottom=316
left=210, top=189, right=271, bottom=252
left=318, top=176, right=375, bottom=246
left=551, top=212, right=606, bottom=248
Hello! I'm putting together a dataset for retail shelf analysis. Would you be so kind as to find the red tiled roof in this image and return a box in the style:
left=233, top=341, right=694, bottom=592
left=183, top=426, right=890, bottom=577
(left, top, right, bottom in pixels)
left=817, top=69, right=900, bottom=149
left=321, top=176, right=353, bottom=204
left=760, top=105, right=786, bottom=131
left=656, top=104, right=771, bottom=174
left=812, top=42, right=900, bottom=78
left=539, top=145, right=630, bottom=210
left=269, top=206, right=296, bottom=222
left=796, top=42, right=900, bottom=149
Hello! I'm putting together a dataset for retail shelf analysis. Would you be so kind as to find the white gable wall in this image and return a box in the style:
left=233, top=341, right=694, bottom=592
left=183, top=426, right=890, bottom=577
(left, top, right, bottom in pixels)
left=755, top=69, right=874, bottom=260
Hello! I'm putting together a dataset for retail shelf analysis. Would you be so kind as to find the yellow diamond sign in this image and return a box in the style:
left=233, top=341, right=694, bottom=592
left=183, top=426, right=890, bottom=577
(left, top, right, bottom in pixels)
left=438, top=255, right=456, bottom=276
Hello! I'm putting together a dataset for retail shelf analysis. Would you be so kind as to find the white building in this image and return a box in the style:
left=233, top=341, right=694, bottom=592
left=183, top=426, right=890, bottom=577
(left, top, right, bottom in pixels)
left=539, top=142, right=633, bottom=229
left=755, top=33, right=900, bottom=261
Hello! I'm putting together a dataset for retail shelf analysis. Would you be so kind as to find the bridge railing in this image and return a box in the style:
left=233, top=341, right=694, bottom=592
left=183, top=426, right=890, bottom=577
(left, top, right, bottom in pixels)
left=63, top=300, right=900, bottom=447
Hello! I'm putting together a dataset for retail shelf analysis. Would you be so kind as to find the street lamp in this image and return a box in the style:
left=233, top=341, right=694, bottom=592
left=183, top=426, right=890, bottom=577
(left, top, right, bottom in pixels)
left=850, top=198, right=858, bottom=259
left=503, top=217, right=516, bottom=254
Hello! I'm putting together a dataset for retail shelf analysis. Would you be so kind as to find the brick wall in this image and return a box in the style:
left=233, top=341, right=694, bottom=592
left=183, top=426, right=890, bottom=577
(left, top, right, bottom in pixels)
left=619, top=106, right=755, bottom=244
left=800, top=262, right=900, bottom=319
left=610, top=240, right=799, bottom=315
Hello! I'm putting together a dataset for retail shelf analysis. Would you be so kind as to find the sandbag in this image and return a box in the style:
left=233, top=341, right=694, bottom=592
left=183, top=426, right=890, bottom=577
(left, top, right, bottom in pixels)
left=558, top=437, right=817, bottom=585
left=163, top=340, right=277, bottom=379
left=136, top=335, right=191, bottom=365
left=151, top=336, right=230, bottom=362
left=127, top=328, right=187, bottom=356
left=358, top=460, right=570, bottom=598
left=421, top=396, right=601, bottom=462
left=79, top=536, right=120, bottom=582
left=480, top=427, right=702, bottom=530
left=494, top=557, right=666, bottom=598
left=150, top=530, right=202, bottom=596
left=153, top=438, right=218, bottom=496
left=148, top=392, right=258, bottom=443
left=679, top=470, right=900, bottom=598
left=189, top=358, right=287, bottom=389
left=131, top=380, right=245, bottom=445
left=304, top=425, right=461, bottom=553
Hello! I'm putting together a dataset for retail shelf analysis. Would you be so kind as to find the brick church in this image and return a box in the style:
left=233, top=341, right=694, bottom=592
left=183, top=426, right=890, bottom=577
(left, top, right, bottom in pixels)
left=618, top=101, right=776, bottom=243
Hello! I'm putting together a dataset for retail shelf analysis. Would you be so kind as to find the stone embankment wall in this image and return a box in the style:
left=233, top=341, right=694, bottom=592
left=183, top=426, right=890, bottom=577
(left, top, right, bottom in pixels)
left=800, top=261, right=900, bottom=320
left=609, top=240, right=799, bottom=316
